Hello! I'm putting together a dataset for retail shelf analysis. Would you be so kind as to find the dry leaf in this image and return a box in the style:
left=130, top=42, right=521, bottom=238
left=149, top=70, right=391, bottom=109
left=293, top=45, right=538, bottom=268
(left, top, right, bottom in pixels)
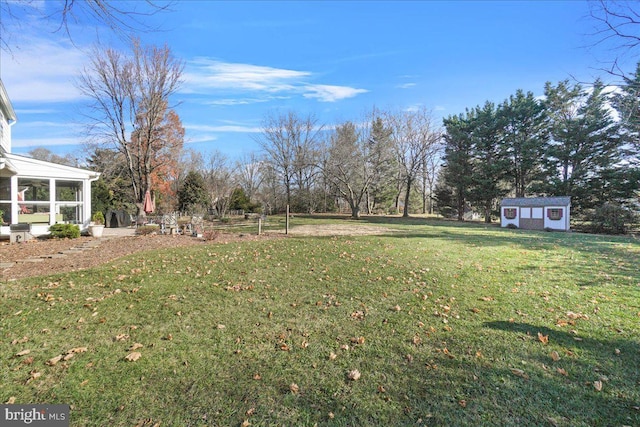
left=15, top=349, right=31, bottom=357
left=63, top=353, right=75, bottom=361
left=556, top=368, right=568, bottom=376
left=537, top=332, right=549, bottom=344
left=289, top=383, right=299, bottom=394
left=129, top=343, right=144, bottom=351
left=246, top=408, right=255, bottom=416
left=392, top=305, right=402, bottom=312
left=614, top=348, right=621, bottom=356
left=329, top=352, right=337, bottom=360
left=125, top=352, right=142, bottom=362
left=377, top=385, right=386, bottom=393
left=458, top=400, right=467, bottom=408
left=115, top=334, right=129, bottom=341
left=68, top=347, right=88, bottom=354
left=241, top=420, right=251, bottom=427
left=510, top=368, right=529, bottom=379
left=253, top=373, right=261, bottom=380
left=593, top=380, right=603, bottom=391
left=550, top=351, right=560, bottom=362
left=6, top=397, right=16, bottom=404
left=347, top=369, right=361, bottom=381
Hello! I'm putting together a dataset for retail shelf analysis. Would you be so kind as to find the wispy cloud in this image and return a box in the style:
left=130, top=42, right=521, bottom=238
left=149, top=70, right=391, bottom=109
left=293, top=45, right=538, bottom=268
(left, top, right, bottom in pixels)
left=303, top=84, right=368, bottom=102
left=185, top=123, right=263, bottom=133
left=397, top=82, right=417, bottom=89
left=11, top=137, right=84, bottom=148
left=183, top=59, right=367, bottom=103
left=1, top=35, right=88, bottom=103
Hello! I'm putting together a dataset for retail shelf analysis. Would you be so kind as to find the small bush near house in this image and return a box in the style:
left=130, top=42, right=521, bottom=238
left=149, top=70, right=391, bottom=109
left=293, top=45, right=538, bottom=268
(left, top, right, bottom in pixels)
left=92, top=211, right=105, bottom=225
left=136, top=225, right=159, bottom=236
left=506, top=223, right=518, bottom=229
left=588, top=203, right=637, bottom=235
left=49, top=224, right=80, bottom=239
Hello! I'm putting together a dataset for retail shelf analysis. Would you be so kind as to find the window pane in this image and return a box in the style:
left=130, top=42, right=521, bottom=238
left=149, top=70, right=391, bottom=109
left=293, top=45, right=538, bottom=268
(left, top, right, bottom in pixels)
left=0, top=177, right=9, bottom=200
left=56, top=180, right=83, bottom=202
left=0, top=202, right=9, bottom=223
left=18, top=178, right=50, bottom=201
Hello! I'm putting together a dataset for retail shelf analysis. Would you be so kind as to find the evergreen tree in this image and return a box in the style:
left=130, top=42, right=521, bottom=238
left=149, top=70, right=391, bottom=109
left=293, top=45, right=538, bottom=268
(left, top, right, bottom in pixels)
left=468, top=102, right=510, bottom=223
left=499, top=90, right=549, bottom=197
left=543, top=80, right=624, bottom=215
left=440, top=112, right=475, bottom=220
left=178, top=170, right=210, bottom=213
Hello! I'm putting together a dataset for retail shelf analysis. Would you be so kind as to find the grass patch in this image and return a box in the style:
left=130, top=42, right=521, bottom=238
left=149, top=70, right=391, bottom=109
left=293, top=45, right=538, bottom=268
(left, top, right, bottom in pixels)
left=1, top=218, right=639, bottom=426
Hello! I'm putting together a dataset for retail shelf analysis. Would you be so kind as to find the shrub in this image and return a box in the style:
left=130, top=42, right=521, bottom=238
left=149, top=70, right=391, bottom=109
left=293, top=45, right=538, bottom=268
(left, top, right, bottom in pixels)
left=202, top=229, right=219, bottom=241
left=588, top=203, right=637, bottom=235
left=506, top=223, right=518, bottom=229
left=92, top=211, right=105, bottom=225
left=49, top=224, right=80, bottom=239
left=136, top=225, right=159, bottom=236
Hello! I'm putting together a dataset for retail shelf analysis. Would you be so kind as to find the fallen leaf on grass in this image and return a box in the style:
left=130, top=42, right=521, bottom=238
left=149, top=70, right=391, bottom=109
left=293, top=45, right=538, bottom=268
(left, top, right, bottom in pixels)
left=68, top=347, right=88, bottom=354
left=241, top=420, right=251, bottom=427
left=537, top=332, right=549, bottom=344
left=510, top=368, right=529, bottom=379
left=593, top=380, right=603, bottom=391
left=556, top=368, right=568, bottom=377
left=125, top=352, right=142, bottom=362
left=6, top=397, right=16, bottom=404
left=115, top=334, right=129, bottom=341
left=11, top=336, right=29, bottom=345
left=458, top=400, right=467, bottom=408
left=347, top=369, right=361, bottom=381
left=550, top=351, right=560, bottom=362
left=129, top=343, right=144, bottom=351
left=14, top=349, right=31, bottom=357
left=289, top=383, right=299, bottom=394
left=329, top=352, right=337, bottom=360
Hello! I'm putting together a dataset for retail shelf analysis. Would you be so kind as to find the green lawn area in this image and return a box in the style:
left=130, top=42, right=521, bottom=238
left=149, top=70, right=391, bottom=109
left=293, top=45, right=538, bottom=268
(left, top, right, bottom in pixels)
left=1, top=217, right=639, bottom=426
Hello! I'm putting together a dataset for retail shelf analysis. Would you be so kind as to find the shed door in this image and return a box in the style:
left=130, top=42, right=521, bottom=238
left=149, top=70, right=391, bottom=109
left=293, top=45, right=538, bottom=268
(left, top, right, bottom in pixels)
left=520, top=206, right=544, bottom=230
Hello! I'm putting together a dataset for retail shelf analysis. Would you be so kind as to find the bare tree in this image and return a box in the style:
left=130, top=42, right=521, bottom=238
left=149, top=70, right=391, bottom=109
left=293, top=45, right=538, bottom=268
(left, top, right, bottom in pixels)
left=235, top=152, right=264, bottom=205
left=588, top=0, right=640, bottom=76
left=203, top=151, right=235, bottom=218
left=323, top=119, right=390, bottom=218
left=385, top=108, right=442, bottom=217
left=254, top=111, right=322, bottom=212
left=78, top=38, right=184, bottom=216
left=1, top=0, right=172, bottom=52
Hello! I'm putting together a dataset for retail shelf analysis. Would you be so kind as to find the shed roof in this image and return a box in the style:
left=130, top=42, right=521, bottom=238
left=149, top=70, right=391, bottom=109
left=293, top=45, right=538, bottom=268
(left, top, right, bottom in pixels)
left=501, top=196, right=570, bottom=207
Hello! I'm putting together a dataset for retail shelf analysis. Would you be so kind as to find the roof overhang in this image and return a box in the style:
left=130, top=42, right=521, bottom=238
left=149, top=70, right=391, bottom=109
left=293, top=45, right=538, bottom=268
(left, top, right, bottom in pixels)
left=3, top=152, right=100, bottom=180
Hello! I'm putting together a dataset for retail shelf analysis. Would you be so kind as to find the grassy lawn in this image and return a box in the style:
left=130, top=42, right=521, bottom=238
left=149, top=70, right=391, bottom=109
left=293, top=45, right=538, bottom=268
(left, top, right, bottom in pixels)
left=1, top=217, right=639, bottom=426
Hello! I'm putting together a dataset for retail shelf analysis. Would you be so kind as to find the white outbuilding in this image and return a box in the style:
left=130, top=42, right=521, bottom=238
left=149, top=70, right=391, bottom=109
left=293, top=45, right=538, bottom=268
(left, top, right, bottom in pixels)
left=500, top=196, right=571, bottom=231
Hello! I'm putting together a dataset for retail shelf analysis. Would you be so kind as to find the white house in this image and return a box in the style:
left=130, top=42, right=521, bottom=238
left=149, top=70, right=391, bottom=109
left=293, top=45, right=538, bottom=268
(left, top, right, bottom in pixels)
left=0, top=79, right=100, bottom=238
left=500, top=196, right=571, bottom=231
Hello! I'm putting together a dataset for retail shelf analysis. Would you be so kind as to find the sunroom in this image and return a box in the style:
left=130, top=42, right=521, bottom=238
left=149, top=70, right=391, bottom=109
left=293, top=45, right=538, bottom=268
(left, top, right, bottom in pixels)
left=0, top=154, right=100, bottom=237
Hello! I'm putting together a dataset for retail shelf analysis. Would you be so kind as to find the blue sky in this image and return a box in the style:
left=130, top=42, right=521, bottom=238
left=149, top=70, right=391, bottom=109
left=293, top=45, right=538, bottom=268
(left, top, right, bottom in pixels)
left=0, top=1, right=621, bottom=161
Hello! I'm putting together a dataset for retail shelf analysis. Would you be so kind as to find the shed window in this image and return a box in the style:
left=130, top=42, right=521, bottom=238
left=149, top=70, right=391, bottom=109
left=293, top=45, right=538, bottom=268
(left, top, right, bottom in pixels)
left=503, top=208, right=517, bottom=219
left=547, top=208, right=563, bottom=220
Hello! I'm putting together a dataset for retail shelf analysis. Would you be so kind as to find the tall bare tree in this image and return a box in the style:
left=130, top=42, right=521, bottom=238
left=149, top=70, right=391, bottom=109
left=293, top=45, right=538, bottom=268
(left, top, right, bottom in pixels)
left=1, top=0, right=172, bottom=52
left=78, top=38, right=183, bottom=215
left=385, top=108, right=442, bottom=217
left=588, top=0, right=640, bottom=76
left=203, top=151, right=235, bottom=218
left=254, top=111, right=322, bottom=212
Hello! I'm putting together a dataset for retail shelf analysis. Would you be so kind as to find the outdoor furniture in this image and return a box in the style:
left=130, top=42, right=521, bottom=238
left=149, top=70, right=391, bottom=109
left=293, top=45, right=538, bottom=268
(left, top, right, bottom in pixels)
left=161, top=213, right=178, bottom=234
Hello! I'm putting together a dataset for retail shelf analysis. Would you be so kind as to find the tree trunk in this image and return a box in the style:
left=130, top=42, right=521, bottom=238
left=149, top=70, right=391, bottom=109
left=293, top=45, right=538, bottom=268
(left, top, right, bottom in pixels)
left=403, top=179, right=412, bottom=217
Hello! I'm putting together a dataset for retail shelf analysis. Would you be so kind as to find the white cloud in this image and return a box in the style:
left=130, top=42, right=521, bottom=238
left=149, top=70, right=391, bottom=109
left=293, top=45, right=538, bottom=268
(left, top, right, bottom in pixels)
left=11, top=137, right=84, bottom=148
left=302, top=84, right=369, bottom=102
left=183, top=58, right=367, bottom=103
left=397, top=82, right=417, bottom=89
left=185, top=123, right=263, bottom=133
left=1, top=35, right=88, bottom=103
